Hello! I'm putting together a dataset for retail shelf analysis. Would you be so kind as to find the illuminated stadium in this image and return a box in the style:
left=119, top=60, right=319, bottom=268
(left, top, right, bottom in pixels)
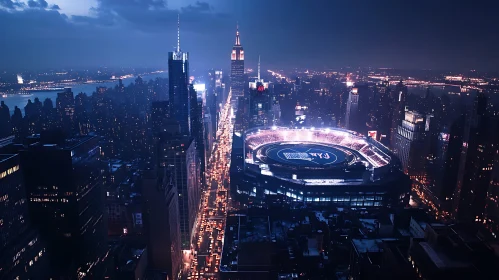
left=232, top=126, right=410, bottom=208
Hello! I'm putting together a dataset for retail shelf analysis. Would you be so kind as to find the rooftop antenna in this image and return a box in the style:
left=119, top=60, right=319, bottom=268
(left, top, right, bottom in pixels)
left=177, top=13, right=180, bottom=52
left=235, top=22, right=240, bottom=46
left=258, top=55, right=261, bottom=81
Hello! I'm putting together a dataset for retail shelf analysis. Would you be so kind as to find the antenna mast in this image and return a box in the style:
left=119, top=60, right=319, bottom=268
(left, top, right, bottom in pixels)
left=177, top=14, right=180, bottom=52
left=258, top=55, right=261, bottom=81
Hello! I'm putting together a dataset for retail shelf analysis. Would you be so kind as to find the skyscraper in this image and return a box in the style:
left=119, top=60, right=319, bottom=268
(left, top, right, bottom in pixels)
left=247, top=57, right=271, bottom=128
left=142, top=163, right=181, bottom=279
left=394, top=110, right=431, bottom=180
left=20, top=133, right=109, bottom=278
left=345, top=87, right=359, bottom=131
left=169, top=16, right=190, bottom=135
left=0, top=154, right=49, bottom=279
left=230, top=24, right=245, bottom=101
left=454, top=94, right=498, bottom=222
left=390, top=81, right=407, bottom=148
left=56, top=88, right=75, bottom=135
left=159, top=136, right=200, bottom=250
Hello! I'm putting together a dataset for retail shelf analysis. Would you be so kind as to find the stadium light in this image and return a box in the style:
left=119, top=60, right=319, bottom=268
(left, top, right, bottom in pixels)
left=272, top=126, right=277, bottom=130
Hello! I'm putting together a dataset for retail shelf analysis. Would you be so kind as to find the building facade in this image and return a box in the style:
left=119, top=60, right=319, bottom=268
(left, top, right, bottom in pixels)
left=20, top=134, right=109, bottom=278
left=230, top=25, right=245, bottom=100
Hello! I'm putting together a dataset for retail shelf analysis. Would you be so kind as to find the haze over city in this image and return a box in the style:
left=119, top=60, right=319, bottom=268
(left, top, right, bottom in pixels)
left=1, top=0, right=498, bottom=71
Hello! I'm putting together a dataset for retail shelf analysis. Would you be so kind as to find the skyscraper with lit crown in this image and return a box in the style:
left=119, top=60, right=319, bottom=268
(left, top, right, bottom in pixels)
left=169, top=15, right=190, bottom=135
left=230, top=24, right=245, bottom=100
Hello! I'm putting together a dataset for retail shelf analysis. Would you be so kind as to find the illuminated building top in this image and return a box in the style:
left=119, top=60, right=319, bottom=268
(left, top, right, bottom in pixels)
left=231, top=24, right=244, bottom=61
left=171, top=14, right=188, bottom=62
left=249, top=56, right=269, bottom=90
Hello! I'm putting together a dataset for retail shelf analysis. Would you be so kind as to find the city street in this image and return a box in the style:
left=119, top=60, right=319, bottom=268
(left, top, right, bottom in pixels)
left=187, top=89, right=234, bottom=280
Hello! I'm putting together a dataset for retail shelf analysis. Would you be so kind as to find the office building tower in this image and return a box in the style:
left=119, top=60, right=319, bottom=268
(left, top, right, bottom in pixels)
left=20, top=133, right=109, bottom=278
left=142, top=163, right=181, bottom=279
left=159, top=136, right=200, bottom=249
left=190, top=85, right=205, bottom=185
left=247, top=57, right=271, bottom=128
left=390, top=81, right=407, bottom=148
left=0, top=101, right=11, bottom=138
left=74, top=93, right=91, bottom=136
left=394, top=110, right=430, bottom=180
left=345, top=87, right=360, bottom=131
left=0, top=154, right=49, bottom=279
left=368, top=80, right=391, bottom=143
left=454, top=94, right=498, bottom=222
left=56, top=88, right=75, bottom=135
left=485, top=150, right=499, bottom=238
left=169, top=16, right=191, bottom=135
left=230, top=24, right=245, bottom=100
left=424, top=115, right=465, bottom=211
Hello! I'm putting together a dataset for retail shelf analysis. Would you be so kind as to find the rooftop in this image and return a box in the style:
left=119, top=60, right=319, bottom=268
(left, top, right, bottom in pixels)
left=220, top=215, right=273, bottom=272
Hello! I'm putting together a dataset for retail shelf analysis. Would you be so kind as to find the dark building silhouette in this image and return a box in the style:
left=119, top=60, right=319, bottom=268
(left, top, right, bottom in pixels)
left=368, top=80, right=391, bottom=143
left=142, top=163, right=181, bottom=279
left=345, top=84, right=370, bottom=134
left=0, top=154, right=50, bottom=279
left=390, top=80, right=407, bottom=148
left=454, top=93, right=498, bottom=222
left=20, top=133, right=110, bottom=278
left=168, top=17, right=191, bottom=135
left=247, top=58, right=272, bottom=128
left=394, top=110, right=431, bottom=180
left=160, top=136, right=200, bottom=250
left=56, top=88, right=76, bottom=135
left=230, top=24, right=245, bottom=101
left=0, top=101, right=11, bottom=138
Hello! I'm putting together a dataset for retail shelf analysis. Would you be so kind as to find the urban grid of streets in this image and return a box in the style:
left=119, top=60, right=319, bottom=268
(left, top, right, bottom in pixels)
left=187, top=89, right=234, bottom=280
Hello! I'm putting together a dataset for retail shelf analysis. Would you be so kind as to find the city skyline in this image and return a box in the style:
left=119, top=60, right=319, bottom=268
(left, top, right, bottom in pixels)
left=0, top=0, right=498, bottom=71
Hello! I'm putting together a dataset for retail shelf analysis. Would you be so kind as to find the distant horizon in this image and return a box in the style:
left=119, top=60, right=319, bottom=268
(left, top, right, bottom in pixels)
left=2, top=65, right=498, bottom=76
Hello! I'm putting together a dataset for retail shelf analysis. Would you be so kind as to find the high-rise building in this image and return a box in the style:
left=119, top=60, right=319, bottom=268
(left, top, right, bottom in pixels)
left=368, top=80, right=392, bottom=143
left=0, top=101, right=11, bottom=138
left=190, top=85, right=205, bottom=185
left=454, top=94, right=498, bottom=222
left=424, top=115, right=465, bottom=212
left=20, top=133, right=110, bottom=278
left=169, top=16, right=191, bottom=135
left=345, top=87, right=360, bottom=131
left=142, top=163, right=182, bottom=279
left=390, top=81, right=407, bottom=148
left=0, top=154, right=50, bottom=279
left=230, top=24, right=245, bottom=100
left=394, top=110, right=431, bottom=180
left=247, top=57, right=271, bottom=128
left=56, top=88, right=75, bottom=135
left=159, top=135, right=200, bottom=250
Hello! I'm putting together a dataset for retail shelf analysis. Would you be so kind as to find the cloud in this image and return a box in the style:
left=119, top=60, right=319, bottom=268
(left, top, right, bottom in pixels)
left=50, top=4, right=60, bottom=10
left=182, top=1, right=211, bottom=13
left=27, top=0, right=48, bottom=9
left=70, top=0, right=228, bottom=34
left=0, top=0, right=24, bottom=9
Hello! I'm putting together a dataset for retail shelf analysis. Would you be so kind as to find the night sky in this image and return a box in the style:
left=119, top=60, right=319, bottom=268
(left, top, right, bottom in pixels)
left=0, top=0, right=498, bottom=71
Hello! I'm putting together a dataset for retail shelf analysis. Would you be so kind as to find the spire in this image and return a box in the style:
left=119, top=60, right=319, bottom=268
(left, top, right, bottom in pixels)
left=235, top=22, right=240, bottom=46
left=177, top=13, right=181, bottom=52
left=258, top=55, right=261, bottom=81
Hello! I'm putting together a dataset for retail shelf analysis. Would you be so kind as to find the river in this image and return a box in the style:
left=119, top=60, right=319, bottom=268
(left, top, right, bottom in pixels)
left=1, top=72, right=167, bottom=113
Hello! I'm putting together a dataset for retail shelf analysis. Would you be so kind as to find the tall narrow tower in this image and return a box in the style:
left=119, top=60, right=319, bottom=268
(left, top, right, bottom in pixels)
left=230, top=24, right=245, bottom=100
left=169, top=14, right=191, bottom=135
